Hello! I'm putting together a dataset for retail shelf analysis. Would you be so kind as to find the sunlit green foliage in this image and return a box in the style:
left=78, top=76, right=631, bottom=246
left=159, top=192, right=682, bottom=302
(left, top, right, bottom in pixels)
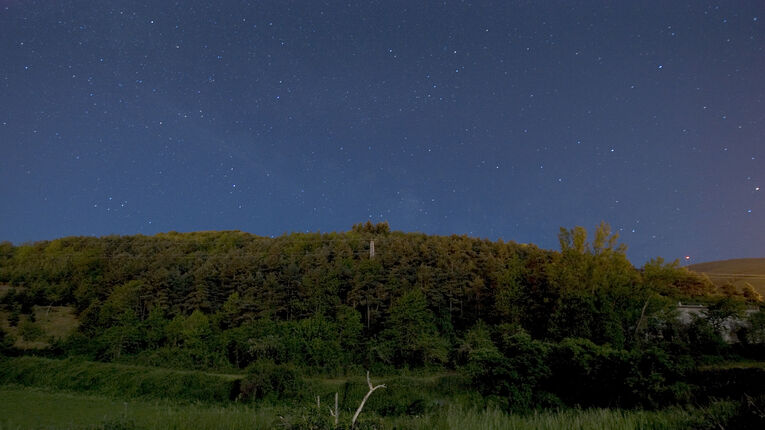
left=0, top=222, right=755, bottom=412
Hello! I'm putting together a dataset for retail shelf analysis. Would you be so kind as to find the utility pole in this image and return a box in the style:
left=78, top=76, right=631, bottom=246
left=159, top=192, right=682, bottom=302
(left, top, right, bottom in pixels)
left=369, top=239, right=375, bottom=258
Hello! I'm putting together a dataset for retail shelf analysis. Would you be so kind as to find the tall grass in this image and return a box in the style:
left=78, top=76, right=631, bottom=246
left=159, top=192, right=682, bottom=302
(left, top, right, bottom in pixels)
left=388, top=405, right=700, bottom=430
left=0, top=386, right=707, bottom=430
left=0, top=356, right=468, bottom=413
left=0, top=386, right=278, bottom=429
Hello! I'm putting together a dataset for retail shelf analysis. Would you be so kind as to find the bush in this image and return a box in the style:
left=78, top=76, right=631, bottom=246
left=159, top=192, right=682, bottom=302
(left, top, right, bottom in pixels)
left=356, top=378, right=424, bottom=417
left=624, top=346, right=693, bottom=407
left=18, top=320, right=45, bottom=341
left=459, top=323, right=554, bottom=411
left=691, top=366, right=765, bottom=402
left=691, top=397, right=765, bottom=430
left=546, top=338, right=630, bottom=407
left=684, top=316, right=729, bottom=357
left=546, top=338, right=694, bottom=408
left=0, top=327, right=15, bottom=355
left=0, top=356, right=238, bottom=402
left=239, top=360, right=304, bottom=402
left=8, top=308, right=20, bottom=327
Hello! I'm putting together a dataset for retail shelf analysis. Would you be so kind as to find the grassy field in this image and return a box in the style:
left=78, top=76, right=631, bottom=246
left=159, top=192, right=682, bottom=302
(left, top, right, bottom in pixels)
left=0, top=356, right=721, bottom=429
left=0, top=305, right=78, bottom=349
left=0, top=385, right=707, bottom=430
left=0, top=385, right=277, bottom=430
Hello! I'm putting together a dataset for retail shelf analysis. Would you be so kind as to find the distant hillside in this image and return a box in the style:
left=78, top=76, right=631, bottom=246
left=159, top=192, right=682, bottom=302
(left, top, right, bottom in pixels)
left=688, top=258, right=765, bottom=296
left=0, top=223, right=719, bottom=358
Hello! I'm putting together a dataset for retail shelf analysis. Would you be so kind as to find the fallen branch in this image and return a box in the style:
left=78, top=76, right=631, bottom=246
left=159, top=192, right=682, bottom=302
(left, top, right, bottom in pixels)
left=328, top=392, right=339, bottom=426
left=351, top=371, right=386, bottom=427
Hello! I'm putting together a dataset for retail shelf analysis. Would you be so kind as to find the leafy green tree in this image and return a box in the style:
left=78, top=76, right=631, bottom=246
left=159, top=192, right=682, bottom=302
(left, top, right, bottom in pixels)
left=460, top=322, right=511, bottom=394
left=641, top=257, right=714, bottom=298
left=379, top=289, right=449, bottom=366
left=141, top=307, right=169, bottom=349
left=461, top=322, right=551, bottom=411
left=214, top=292, right=241, bottom=330
left=493, top=253, right=525, bottom=324
left=706, top=296, right=747, bottom=332
left=351, top=221, right=390, bottom=235
left=180, top=309, right=212, bottom=349
left=292, top=314, right=342, bottom=369
left=336, top=305, right=364, bottom=363
left=547, top=223, right=643, bottom=347
left=99, top=280, right=144, bottom=326
left=235, top=318, right=288, bottom=365
left=743, top=310, right=765, bottom=345
left=99, top=310, right=143, bottom=360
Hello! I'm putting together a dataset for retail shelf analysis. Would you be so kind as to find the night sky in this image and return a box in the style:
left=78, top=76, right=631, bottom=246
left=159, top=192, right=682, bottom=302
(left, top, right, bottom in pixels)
left=1, top=1, right=763, bottom=265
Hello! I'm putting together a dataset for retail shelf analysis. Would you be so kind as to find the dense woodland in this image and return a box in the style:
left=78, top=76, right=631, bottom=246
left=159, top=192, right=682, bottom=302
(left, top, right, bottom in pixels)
left=1, top=221, right=764, bottom=413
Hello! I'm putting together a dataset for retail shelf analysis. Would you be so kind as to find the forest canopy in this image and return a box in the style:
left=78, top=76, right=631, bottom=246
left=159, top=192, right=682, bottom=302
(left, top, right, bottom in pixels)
left=0, top=222, right=760, bottom=410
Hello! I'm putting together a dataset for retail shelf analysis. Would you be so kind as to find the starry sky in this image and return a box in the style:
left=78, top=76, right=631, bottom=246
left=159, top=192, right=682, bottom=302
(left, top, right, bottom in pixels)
left=1, top=1, right=764, bottom=265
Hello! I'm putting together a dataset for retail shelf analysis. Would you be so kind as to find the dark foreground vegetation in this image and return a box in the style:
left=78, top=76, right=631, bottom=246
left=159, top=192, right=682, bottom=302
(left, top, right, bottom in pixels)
left=1, top=222, right=765, bottom=428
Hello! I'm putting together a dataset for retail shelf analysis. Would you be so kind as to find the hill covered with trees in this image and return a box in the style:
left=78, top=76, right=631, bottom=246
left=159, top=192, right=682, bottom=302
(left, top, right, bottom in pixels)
left=1, top=221, right=764, bottom=415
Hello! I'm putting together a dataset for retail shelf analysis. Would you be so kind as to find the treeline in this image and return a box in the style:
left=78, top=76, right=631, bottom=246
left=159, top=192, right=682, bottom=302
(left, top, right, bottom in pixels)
left=1, top=222, right=763, bottom=410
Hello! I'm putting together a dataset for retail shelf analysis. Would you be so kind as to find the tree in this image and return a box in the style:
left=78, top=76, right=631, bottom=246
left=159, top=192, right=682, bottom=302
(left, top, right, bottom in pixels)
left=336, top=305, right=364, bottom=363
left=99, top=310, right=142, bottom=360
left=379, top=289, right=448, bottom=366
left=742, top=283, right=763, bottom=304
left=351, top=221, right=390, bottom=235
left=744, top=311, right=765, bottom=344
left=548, top=223, right=641, bottom=345
left=641, top=257, right=714, bottom=298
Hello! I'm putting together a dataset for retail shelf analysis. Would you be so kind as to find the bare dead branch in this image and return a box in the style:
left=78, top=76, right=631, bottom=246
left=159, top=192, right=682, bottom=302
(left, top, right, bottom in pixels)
left=351, top=371, right=386, bottom=427
left=328, top=392, right=339, bottom=426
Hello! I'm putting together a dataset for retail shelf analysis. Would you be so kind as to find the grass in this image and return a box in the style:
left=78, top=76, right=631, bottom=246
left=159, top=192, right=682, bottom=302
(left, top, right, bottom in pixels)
left=0, top=305, right=78, bottom=349
left=0, top=356, right=470, bottom=413
left=0, top=385, right=278, bottom=430
left=388, top=406, right=702, bottom=430
left=0, top=385, right=707, bottom=430
left=2, top=357, right=754, bottom=429
left=698, top=361, right=765, bottom=370
left=688, top=258, right=765, bottom=296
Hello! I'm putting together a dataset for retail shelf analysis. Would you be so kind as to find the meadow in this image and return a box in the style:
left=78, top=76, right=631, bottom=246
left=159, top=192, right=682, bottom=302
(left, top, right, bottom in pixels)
left=0, top=385, right=714, bottom=430
left=0, top=356, right=726, bottom=430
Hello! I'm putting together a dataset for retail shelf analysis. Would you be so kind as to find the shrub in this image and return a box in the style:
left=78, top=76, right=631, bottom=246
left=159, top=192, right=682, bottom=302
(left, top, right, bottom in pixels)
left=18, top=320, right=45, bottom=341
left=624, top=346, right=693, bottom=407
left=546, top=338, right=630, bottom=407
left=0, top=327, right=15, bottom=355
left=461, top=323, right=552, bottom=411
left=239, top=360, right=304, bottom=402
left=0, top=356, right=237, bottom=402
left=8, top=308, right=20, bottom=327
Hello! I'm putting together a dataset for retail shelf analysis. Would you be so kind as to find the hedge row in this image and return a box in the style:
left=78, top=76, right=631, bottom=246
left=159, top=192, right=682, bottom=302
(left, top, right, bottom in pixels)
left=690, top=366, right=765, bottom=401
left=0, top=356, right=241, bottom=402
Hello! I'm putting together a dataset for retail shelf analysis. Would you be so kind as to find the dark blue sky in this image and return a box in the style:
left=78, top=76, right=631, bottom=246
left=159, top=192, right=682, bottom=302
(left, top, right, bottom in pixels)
left=1, top=1, right=763, bottom=265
